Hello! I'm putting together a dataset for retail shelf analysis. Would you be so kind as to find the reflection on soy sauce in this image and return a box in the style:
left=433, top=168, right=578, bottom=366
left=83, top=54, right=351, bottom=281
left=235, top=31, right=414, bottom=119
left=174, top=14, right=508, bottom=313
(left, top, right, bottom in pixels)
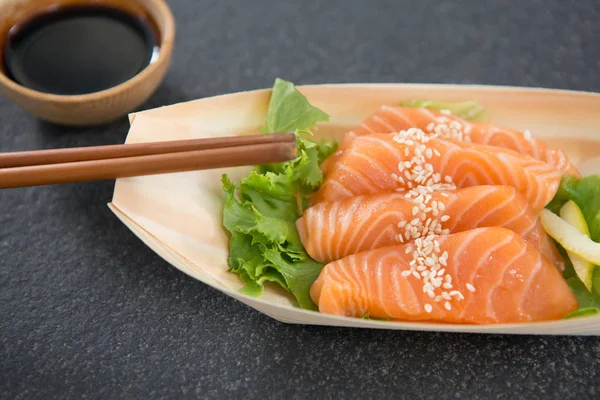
left=3, top=5, right=160, bottom=95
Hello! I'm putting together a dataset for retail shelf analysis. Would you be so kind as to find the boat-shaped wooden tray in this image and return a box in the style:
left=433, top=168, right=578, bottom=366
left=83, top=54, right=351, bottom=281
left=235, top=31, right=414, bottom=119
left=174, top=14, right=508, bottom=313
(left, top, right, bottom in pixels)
left=108, top=83, right=600, bottom=335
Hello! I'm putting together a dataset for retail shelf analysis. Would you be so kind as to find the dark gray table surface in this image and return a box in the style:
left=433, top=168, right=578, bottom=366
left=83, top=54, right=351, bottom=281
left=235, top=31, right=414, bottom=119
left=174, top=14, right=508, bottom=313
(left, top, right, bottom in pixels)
left=2, top=0, right=600, bottom=398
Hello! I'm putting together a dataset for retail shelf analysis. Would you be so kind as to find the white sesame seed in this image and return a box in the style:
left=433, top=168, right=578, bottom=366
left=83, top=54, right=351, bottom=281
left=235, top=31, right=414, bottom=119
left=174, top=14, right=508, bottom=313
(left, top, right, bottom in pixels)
left=442, top=292, right=451, bottom=300
left=425, top=304, right=433, bottom=313
left=427, top=290, right=435, bottom=299
left=443, top=282, right=453, bottom=289
left=441, top=215, right=450, bottom=222
left=444, top=301, right=452, bottom=311
left=412, top=271, right=421, bottom=279
left=398, top=221, right=407, bottom=228
left=466, top=283, right=476, bottom=292
left=401, top=270, right=412, bottom=277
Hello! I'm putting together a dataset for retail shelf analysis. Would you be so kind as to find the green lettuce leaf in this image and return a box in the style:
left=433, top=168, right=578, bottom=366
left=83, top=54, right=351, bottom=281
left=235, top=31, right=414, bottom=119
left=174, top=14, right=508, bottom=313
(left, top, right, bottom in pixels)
left=400, top=99, right=489, bottom=122
left=546, top=174, right=600, bottom=318
left=221, top=78, right=336, bottom=309
left=564, top=307, right=600, bottom=319
left=263, top=78, right=330, bottom=133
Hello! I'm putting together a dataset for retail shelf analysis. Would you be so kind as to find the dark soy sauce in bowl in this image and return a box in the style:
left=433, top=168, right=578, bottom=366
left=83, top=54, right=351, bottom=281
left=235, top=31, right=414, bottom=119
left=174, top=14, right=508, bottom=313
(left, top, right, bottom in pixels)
left=3, top=5, right=159, bottom=95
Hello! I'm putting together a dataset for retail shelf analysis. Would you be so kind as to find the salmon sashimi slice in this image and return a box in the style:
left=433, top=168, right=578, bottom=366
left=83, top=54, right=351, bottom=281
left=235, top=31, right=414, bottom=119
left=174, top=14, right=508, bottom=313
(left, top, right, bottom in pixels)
left=310, top=227, right=578, bottom=324
left=312, top=129, right=562, bottom=212
left=324, top=105, right=580, bottom=177
left=297, top=185, right=563, bottom=270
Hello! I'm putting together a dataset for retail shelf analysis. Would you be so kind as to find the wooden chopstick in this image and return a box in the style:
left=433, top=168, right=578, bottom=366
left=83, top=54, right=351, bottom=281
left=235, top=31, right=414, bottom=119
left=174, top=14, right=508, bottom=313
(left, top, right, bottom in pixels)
left=0, top=133, right=298, bottom=189
left=0, top=132, right=296, bottom=168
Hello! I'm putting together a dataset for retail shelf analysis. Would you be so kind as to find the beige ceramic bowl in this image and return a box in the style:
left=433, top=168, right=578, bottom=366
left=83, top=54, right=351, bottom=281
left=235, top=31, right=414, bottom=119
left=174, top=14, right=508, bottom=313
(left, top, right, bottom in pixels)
left=0, top=0, right=175, bottom=126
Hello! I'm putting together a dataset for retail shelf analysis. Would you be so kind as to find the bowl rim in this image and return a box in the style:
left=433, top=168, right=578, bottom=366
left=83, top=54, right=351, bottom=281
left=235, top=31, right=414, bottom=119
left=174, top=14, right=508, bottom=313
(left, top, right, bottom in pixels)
left=0, top=0, right=175, bottom=103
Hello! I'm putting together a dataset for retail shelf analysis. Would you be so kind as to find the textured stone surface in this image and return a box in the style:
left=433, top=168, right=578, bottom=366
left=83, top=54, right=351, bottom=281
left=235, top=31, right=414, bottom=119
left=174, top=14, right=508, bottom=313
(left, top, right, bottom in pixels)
left=1, top=0, right=600, bottom=398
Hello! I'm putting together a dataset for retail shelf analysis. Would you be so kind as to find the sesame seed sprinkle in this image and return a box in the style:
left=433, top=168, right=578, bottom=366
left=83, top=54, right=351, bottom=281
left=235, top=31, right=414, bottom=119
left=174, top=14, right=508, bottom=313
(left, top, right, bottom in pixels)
left=466, top=283, right=476, bottom=292
left=387, top=127, right=466, bottom=305
left=425, top=304, right=433, bottom=313
left=426, top=116, right=472, bottom=143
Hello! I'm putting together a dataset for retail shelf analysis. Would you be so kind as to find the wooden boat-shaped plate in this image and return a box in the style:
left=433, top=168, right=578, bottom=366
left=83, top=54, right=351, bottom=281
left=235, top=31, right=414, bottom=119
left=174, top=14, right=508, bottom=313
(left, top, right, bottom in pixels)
left=108, top=83, right=600, bottom=335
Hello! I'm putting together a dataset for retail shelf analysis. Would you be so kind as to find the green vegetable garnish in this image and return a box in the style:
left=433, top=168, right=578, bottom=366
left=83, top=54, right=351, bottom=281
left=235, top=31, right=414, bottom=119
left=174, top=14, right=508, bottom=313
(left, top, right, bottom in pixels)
left=546, top=175, right=600, bottom=242
left=546, top=174, right=600, bottom=318
left=221, top=78, right=336, bottom=309
left=564, top=307, right=600, bottom=319
left=263, top=78, right=330, bottom=133
left=400, top=100, right=489, bottom=122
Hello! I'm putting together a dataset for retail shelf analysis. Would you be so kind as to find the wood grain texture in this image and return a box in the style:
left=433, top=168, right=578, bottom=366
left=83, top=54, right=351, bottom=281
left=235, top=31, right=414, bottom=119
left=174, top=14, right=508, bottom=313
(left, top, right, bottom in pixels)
left=0, top=141, right=297, bottom=188
left=113, top=83, right=600, bottom=335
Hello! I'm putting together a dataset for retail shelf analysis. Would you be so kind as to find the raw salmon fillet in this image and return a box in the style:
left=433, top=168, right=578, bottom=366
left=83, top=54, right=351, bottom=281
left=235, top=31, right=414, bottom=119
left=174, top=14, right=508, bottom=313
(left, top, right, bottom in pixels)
left=310, top=227, right=578, bottom=324
left=313, top=130, right=562, bottom=212
left=325, top=106, right=580, bottom=177
left=297, top=185, right=562, bottom=270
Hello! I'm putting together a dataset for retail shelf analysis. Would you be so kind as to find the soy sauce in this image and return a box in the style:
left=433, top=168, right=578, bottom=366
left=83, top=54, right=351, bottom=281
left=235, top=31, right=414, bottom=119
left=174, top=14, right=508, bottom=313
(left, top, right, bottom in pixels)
left=3, top=5, right=158, bottom=95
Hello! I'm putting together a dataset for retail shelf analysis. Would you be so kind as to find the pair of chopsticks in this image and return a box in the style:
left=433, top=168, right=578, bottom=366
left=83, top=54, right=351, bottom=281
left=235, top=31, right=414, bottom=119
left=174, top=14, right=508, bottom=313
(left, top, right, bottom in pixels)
left=0, top=132, right=298, bottom=189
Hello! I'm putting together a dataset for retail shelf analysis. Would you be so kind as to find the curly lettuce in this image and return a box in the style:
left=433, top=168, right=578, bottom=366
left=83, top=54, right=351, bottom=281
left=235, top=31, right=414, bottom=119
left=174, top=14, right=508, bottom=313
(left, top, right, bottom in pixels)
left=221, top=78, right=336, bottom=309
